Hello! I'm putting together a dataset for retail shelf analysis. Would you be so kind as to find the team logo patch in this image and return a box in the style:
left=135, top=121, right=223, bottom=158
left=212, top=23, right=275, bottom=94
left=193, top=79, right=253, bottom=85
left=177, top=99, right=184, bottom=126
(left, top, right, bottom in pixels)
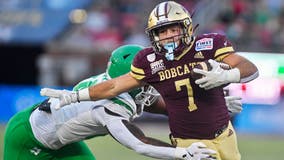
left=150, top=59, right=165, bottom=74
left=195, top=38, right=213, bottom=51
left=228, top=129, right=234, bottom=137
left=30, top=147, right=41, bottom=156
left=147, top=53, right=156, bottom=62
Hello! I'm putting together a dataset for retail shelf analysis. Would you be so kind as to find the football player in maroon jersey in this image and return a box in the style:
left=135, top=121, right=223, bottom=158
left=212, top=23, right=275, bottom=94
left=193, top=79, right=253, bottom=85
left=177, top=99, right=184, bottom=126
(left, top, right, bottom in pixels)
left=41, top=1, right=258, bottom=160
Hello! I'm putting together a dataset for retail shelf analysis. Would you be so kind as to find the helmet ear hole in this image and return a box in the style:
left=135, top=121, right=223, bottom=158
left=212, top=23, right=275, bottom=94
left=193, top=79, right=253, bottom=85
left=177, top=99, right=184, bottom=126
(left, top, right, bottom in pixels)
left=123, top=54, right=131, bottom=59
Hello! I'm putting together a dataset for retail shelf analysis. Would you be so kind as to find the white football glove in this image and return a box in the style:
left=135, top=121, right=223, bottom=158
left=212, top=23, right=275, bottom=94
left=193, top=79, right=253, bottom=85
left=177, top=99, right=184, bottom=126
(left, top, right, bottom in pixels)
left=175, top=142, right=216, bottom=160
left=185, top=142, right=217, bottom=160
left=225, top=96, right=242, bottom=114
left=194, top=59, right=240, bottom=90
left=40, top=88, right=79, bottom=109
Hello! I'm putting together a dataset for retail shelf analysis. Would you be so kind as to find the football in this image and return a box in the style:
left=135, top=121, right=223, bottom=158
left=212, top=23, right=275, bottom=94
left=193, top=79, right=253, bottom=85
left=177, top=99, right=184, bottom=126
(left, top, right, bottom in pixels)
left=190, top=60, right=231, bottom=80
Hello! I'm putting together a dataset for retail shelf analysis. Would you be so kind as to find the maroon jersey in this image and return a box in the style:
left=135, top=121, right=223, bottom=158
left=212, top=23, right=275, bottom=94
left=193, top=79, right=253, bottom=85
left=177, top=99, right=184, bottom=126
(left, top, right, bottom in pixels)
left=130, top=33, right=235, bottom=139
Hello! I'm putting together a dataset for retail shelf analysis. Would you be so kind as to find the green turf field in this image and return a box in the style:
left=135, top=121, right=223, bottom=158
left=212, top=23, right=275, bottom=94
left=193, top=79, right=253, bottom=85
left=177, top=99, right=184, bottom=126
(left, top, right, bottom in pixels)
left=84, top=133, right=284, bottom=160
left=1, top=124, right=283, bottom=160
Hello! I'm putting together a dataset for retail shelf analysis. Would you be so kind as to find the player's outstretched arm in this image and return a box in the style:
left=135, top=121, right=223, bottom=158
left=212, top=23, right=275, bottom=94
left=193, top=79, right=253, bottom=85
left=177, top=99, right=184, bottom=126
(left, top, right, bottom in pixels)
left=41, top=73, right=142, bottom=109
left=106, top=119, right=216, bottom=160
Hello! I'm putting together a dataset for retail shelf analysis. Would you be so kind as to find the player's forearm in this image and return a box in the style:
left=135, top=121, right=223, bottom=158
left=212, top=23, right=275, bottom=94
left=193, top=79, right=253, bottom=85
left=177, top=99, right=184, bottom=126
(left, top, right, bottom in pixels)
left=77, top=80, right=116, bottom=101
left=107, top=120, right=188, bottom=160
left=234, top=60, right=259, bottom=83
left=78, top=78, right=128, bottom=101
left=78, top=73, right=141, bottom=102
left=224, top=54, right=259, bottom=83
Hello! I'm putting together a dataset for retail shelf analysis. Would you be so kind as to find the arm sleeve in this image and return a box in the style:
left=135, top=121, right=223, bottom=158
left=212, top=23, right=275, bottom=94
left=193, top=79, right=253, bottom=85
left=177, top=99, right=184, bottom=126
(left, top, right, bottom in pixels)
left=106, top=119, right=188, bottom=160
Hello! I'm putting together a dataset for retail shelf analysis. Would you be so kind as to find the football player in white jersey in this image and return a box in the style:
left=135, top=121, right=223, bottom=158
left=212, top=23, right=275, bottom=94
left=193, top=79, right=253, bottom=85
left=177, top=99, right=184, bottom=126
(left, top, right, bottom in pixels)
left=4, top=45, right=218, bottom=160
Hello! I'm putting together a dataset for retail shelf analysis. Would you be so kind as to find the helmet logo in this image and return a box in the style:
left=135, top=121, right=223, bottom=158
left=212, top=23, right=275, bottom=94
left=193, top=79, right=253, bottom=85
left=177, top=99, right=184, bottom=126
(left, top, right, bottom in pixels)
left=184, top=18, right=191, bottom=26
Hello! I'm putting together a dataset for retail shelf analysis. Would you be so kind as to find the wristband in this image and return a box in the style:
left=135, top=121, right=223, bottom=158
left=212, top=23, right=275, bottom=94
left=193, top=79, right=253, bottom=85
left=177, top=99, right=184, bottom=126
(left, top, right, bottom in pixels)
left=240, top=70, right=259, bottom=83
left=78, top=88, right=91, bottom=101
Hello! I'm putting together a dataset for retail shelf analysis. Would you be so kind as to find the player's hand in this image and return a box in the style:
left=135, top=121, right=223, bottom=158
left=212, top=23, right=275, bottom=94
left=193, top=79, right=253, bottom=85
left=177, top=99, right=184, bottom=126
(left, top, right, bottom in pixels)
left=40, top=88, right=79, bottom=109
left=185, top=142, right=216, bottom=160
left=225, top=96, right=242, bottom=114
left=194, top=59, right=239, bottom=90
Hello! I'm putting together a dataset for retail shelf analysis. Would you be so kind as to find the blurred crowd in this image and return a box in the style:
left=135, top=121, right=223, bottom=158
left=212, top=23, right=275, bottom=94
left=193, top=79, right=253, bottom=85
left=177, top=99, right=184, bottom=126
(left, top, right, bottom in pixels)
left=38, top=0, right=284, bottom=86
left=59, top=0, right=284, bottom=52
left=209, top=0, right=284, bottom=52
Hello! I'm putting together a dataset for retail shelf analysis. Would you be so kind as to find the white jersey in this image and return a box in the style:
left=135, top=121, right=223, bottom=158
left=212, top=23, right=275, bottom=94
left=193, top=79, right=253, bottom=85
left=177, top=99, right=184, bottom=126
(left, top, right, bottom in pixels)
left=30, top=73, right=190, bottom=160
left=30, top=73, right=138, bottom=150
left=30, top=94, right=136, bottom=150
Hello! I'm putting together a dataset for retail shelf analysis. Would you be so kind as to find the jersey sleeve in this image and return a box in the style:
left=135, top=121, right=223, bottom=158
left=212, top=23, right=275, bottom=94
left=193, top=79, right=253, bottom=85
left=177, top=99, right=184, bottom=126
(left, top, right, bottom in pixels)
left=130, top=51, right=146, bottom=81
left=130, top=48, right=157, bottom=83
left=212, top=34, right=235, bottom=61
